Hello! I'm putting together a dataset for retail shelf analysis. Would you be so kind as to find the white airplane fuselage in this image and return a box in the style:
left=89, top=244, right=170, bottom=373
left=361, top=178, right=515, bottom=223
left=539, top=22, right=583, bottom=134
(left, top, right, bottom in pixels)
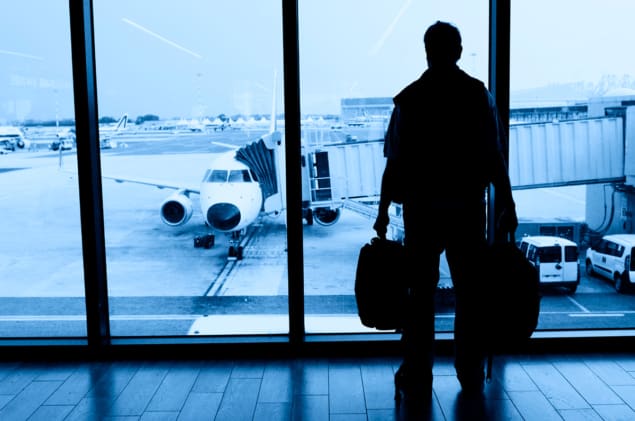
left=199, top=151, right=263, bottom=233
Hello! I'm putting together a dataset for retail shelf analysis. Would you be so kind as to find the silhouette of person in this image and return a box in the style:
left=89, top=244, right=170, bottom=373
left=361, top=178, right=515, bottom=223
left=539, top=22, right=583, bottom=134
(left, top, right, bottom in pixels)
left=373, top=21, right=518, bottom=400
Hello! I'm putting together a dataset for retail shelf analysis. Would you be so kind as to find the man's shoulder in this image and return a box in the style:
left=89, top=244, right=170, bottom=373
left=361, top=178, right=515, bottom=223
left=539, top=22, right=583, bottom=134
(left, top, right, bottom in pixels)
left=456, top=69, right=488, bottom=92
left=395, top=68, right=487, bottom=101
left=394, top=77, right=423, bottom=103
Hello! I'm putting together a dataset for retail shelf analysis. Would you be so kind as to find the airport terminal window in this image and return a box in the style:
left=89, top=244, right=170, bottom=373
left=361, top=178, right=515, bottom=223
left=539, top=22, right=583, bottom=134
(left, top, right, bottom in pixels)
left=3, top=0, right=635, bottom=346
left=0, top=2, right=86, bottom=338
left=298, top=0, right=488, bottom=335
left=510, top=1, right=635, bottom=332
left=93, top=0, right=286, bottom=338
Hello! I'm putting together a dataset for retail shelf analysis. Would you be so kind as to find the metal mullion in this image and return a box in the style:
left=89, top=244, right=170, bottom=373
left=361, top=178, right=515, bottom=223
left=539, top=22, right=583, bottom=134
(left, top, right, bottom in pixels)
left=282, top=0, right=305, bottom=346
left=489, top=0, right=510, bottom=131
left=68, top=0, right=111, bottom=349
left=488, top=0, right=511, bottom=243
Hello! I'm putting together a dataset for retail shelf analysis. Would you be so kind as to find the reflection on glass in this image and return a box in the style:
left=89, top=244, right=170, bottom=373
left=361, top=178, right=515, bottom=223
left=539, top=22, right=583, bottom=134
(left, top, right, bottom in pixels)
left=0, top=3, right=85, bottom=337
left=511, top=1, right=635, bottom=330
left=299, top=1, right=488, bottom=334
left=93, top=1, right=286, bottom=336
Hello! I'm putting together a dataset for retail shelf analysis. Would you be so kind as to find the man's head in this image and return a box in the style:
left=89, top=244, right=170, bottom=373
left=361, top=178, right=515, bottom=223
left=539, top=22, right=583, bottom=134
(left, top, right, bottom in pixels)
left=424, top=21, right=462, bottom=67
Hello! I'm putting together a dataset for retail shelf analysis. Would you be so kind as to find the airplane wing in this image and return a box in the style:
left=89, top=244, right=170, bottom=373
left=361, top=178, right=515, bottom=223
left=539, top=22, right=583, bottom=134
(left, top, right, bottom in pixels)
left=210, top=140, right=240, bottom=150
left=101, top=174, right=200, bottom=195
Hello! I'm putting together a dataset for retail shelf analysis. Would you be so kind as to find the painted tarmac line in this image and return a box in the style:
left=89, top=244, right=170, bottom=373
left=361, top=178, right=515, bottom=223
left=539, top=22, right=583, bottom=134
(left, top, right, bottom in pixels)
left=567, top=295, right=591, bottom=312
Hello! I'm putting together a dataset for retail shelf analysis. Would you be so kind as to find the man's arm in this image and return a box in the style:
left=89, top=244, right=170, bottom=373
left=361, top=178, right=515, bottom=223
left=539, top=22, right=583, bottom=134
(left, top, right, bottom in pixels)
left=373, top=105, right=401, bottom=239
left=485, top=91, right=518, bottom=240
left=374, top=158, right=398, bottom=239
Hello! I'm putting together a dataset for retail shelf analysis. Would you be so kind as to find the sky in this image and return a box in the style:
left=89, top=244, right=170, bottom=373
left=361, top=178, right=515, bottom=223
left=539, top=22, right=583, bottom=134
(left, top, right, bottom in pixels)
left=1, top=0, right=635, bottom=123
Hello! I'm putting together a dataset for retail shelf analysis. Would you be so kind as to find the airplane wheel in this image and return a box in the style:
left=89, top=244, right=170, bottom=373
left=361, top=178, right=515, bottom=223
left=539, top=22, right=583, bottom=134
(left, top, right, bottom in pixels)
left=304, top=208, right=313, bottom=225
left=228, top=246, right=236, bottom=258
left=236, top=246, right=244, bottom=260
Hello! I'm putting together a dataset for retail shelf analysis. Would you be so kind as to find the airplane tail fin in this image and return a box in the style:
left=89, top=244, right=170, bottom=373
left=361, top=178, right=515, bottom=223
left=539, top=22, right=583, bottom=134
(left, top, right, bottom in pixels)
left=116, top=114, right=128, bottom=131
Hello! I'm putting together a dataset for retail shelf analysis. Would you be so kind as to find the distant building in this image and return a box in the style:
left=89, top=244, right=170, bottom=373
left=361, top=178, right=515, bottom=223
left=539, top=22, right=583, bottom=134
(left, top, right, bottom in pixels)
left=340, top=97, right=393, bottom=124
left=509, top=105, right=588, bottom=124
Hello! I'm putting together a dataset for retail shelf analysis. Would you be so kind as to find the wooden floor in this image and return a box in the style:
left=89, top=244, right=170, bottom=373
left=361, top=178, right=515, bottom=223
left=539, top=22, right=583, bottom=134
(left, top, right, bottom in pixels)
left=0, top=352, right=634, bottom=420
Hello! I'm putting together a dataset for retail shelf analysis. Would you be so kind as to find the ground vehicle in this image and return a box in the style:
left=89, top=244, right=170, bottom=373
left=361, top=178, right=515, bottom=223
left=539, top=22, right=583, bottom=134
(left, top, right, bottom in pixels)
left=585, top=234, right=635, bottom=292
left=0, top=126, right=27, bottom=151
left=518, top=235, right=580, bottom=293
left=49, top=137, right=74, bottom=151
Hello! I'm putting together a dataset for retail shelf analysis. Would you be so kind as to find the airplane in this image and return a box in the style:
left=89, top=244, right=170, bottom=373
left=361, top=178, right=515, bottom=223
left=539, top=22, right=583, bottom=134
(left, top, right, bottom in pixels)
left=98, top=113, right=128, bottom=149
left=102, top=122, right=342, bottom=260
left=204, top=117, right=231, bottom=132
left=52, top=113, right=128, bottom=151
left=100, top=81, right=342, bottom=260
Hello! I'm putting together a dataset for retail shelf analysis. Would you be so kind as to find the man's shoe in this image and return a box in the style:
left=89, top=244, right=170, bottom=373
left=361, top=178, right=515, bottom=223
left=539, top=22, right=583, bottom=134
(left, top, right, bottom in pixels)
left=458, top=377, right=484, bottom=395
left=457, top=368, right=485, bottom=395
left=394, top=364, right=432, bottom=407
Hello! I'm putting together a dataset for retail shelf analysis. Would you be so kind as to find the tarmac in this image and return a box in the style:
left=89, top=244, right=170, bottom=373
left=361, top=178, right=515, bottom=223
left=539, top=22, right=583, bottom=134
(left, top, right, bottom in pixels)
left=0, top=131, right=592, bottom=337
left=0, top=141, right=397, bottom=336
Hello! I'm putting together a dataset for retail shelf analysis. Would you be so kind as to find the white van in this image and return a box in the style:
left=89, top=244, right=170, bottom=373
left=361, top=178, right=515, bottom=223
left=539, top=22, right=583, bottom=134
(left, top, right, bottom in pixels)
left=518, top=236, right=580, bottom=293
left=585, top=234, right=635, bottom=293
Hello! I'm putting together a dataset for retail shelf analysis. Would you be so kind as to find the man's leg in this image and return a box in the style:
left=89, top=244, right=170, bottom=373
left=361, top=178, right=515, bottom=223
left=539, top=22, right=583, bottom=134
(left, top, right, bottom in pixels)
left=399, top=244, right=440, bottom=389
left=447, top=240, right=488, bottom=392
left=445, top=202, right=488, bottom=392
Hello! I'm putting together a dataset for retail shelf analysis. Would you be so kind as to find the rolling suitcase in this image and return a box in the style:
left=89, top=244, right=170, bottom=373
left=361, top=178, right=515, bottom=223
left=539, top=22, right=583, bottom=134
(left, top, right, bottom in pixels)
left=483, top=235, right=541, bottom=380
left=354, top=237, right=409, bottom=330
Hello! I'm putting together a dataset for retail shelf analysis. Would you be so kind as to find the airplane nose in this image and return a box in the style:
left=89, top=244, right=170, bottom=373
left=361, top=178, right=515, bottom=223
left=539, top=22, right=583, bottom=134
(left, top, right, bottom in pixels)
left=207, top=203, right=241, bottom=231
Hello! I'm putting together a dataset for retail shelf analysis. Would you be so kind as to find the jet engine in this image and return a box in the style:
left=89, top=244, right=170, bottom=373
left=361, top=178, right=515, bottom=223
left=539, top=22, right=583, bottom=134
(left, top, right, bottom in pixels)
left=313, top=207, right=341, bottom=226
left=160, top=190, right=193, bottom=226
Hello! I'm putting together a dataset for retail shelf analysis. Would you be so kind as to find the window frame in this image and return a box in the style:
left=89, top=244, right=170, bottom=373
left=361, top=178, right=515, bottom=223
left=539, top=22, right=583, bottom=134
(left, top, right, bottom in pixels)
left=2, top=0, right=633, bottom=357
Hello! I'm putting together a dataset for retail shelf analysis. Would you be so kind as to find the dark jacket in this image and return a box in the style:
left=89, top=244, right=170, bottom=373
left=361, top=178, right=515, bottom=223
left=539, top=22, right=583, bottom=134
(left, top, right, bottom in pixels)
left=383, top=65, right=514, bottom=210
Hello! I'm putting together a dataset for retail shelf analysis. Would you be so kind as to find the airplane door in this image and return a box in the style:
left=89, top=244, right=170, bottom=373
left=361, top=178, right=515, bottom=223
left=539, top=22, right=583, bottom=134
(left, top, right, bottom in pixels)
left=309, top=151, right=332, bottom=202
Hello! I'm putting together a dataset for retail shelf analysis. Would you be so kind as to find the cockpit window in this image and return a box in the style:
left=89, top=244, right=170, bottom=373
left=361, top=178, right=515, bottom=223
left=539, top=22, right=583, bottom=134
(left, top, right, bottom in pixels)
left=229, top=169, right=252, bottom=182
left=207, top=170, right=228, bottom=182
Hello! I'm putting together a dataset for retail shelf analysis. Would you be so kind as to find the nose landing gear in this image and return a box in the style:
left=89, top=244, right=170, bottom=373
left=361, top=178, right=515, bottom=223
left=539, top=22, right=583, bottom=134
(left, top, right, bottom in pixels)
left=227, top=230, right=245, bottom=261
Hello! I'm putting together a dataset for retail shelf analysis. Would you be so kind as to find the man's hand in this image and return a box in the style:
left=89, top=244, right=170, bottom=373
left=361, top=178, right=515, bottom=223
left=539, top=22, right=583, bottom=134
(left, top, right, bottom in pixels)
left=373, top=213, right=389, bottom=240
left=496, top=206, right=518, bottom=241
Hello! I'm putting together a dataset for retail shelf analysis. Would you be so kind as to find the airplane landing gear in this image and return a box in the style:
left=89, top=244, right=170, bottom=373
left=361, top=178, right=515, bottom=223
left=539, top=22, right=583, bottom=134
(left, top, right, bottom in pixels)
left=227, top=230, right=245, bottom=261
left=228, top=245, right=244, bottom=261
left=303, top=208, right=313, bottom=225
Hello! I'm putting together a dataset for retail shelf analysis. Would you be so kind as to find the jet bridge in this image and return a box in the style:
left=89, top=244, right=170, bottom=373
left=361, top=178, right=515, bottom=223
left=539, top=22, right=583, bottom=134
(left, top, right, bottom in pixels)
left=508, top=116, right=625, bottom=189
left=302, top=139, right=384, bottom=204
left=301, top=139, right=386, bottom=226
left=301, top=107, right=630, bottom=237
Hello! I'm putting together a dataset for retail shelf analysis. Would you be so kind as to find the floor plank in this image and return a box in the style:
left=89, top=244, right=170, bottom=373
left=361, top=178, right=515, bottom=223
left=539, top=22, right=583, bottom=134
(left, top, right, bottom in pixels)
left=0, top=352, right=632, bottom=420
